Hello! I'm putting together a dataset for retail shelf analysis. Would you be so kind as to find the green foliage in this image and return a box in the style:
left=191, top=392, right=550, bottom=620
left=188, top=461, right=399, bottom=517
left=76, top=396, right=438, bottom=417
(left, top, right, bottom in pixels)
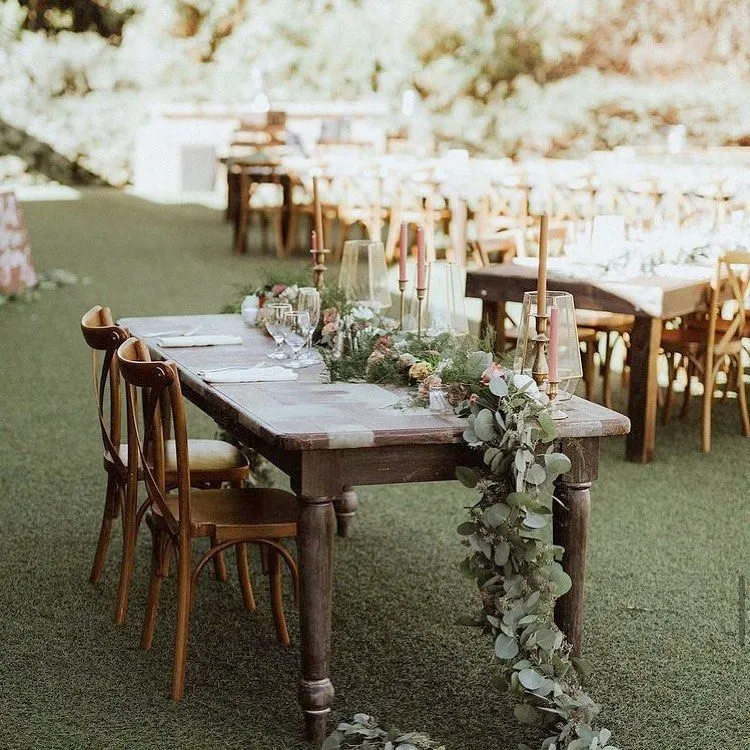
left=323, top=714, right=445, bottom=750
left=318, top=316, right=615, bottom=749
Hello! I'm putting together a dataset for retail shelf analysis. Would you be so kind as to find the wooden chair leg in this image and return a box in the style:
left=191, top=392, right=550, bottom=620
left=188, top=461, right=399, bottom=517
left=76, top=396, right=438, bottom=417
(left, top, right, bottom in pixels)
left=701, top=364, right=715, bottom=454
left=171, top=544, right=192, bottom=701
left=680, top=359, right=694, bottom=420
left=266, top=547, right=290, bottom=647
left=602, top=332, right=615, bottom=409
left=236, top=543, right=256, bottom=611
left=114, top=488, right=137, bottom=626
left=211, top=536, right=228, bottom=582
left=141, top=525, right=167, bottom=651
left=662, top=352, right=678, bottom=425
left=90, top=474, right=119, bottom=583
left=735, top=356, right=750, bottom=437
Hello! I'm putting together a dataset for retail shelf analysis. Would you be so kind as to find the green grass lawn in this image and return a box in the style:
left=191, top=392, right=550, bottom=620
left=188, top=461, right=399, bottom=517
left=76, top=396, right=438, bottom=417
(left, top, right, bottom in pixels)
left=1, top=188, right=748, bottom=749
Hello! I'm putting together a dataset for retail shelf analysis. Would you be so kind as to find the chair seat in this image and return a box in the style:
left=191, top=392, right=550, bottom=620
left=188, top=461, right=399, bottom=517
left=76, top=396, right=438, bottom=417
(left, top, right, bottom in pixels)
left=575, top=310, right=634, bottom=332
left=153, top=486, right=297, bottom=541
left=107, top=439, right=248, bottom=475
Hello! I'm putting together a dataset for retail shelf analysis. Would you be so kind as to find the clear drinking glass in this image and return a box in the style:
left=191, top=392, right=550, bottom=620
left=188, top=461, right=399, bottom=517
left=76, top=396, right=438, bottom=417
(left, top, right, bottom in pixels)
left=281, top=310, right=311, bottom=369
left=264, top=301, right=293, bottom=359
left=338, top=240, right=392, bottom=312
left=297, top=287, right=321, bottom=363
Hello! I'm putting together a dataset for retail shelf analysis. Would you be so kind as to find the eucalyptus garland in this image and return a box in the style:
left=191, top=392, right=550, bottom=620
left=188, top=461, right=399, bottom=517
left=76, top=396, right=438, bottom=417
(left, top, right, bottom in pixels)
left=324, top=350, right=617, bottom=750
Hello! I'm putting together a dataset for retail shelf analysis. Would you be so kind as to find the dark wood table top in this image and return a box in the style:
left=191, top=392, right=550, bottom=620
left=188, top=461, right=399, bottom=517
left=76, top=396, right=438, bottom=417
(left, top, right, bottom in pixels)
left=120, top=315, right=630, bottom=452
left=466, top=261, right=714, bottom=319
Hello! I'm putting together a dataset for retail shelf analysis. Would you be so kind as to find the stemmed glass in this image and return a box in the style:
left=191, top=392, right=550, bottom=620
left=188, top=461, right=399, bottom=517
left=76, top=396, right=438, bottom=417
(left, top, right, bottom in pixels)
left=264, top=301, right=293, bottom=359
left=297, top=287, right=321, bottom=363
left=281, top=311, right=311, bottom=369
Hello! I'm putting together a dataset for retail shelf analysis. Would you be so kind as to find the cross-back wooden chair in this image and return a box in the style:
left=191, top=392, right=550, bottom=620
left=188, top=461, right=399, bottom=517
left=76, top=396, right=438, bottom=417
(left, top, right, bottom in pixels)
left=80, top=306, right=130, bottom=587
left=81, top=306, right=251, bottom=625
left=117, top=337, right=299, bottom=700
left=661, top=252, right=750, bottom=452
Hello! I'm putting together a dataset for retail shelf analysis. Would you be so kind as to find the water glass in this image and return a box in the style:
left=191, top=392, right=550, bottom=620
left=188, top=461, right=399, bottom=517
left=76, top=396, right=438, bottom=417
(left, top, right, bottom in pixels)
left=264, top=301, right=293, bottom=359
left=281, top=311, right=311, bottom=369
left=297, top=287, right=321, bottom=363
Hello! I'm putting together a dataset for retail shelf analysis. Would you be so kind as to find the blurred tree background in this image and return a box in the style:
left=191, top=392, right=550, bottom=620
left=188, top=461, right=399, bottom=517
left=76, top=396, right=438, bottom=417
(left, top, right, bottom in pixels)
left=1, top=0, right=749, bottom=185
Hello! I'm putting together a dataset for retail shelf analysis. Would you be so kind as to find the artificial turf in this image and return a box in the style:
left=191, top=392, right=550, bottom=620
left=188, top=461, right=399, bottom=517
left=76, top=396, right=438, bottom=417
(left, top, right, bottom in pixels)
left=1, top=188, right=748, bottom=750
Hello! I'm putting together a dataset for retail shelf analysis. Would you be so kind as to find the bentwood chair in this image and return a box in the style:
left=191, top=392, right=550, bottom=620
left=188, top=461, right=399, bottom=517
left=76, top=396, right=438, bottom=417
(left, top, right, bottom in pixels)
left=661, top=252, right=750, bottom=452
left=81, top=306, right=251, bottom=625
left=117, top=337, right=299, bottom=700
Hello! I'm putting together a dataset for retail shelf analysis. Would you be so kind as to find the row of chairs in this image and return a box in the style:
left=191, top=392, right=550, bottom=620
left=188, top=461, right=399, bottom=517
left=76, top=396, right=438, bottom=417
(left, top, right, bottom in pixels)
left=81, top=306, right=298, bottom=700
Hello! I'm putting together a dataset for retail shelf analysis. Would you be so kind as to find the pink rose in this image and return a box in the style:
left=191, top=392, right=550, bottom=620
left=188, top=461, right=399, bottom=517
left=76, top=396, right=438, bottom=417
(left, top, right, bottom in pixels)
left=469, top=393, right=478, bottom=405
left=323, top=307, right=338, bottom=324
left=271, top=284, right=286, bottom=296
left=480, top=363, right=504, bottom=386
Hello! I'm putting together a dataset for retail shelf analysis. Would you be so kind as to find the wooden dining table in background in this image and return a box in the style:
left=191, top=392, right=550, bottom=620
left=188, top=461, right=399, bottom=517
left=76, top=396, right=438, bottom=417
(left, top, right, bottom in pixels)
left=120, top=314, right=629, bottom=743
left=466, top=262, right=715, bottom=463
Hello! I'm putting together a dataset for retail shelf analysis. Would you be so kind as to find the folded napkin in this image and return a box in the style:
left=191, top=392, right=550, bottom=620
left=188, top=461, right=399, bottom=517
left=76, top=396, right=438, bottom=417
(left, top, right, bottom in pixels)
left=200, top=366, right=297, bottom=384
left=158, top=335, right=243, bottom=348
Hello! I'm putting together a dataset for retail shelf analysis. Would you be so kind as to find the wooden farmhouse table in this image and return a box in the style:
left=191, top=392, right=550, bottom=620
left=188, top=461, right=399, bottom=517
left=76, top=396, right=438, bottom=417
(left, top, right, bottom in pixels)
left=120, top=314, right=630, bottom=743
left=466, top=262, right=715, bottom=463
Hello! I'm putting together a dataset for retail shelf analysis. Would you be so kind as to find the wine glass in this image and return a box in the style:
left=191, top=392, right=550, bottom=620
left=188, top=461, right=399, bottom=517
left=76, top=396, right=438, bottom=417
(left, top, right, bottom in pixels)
left=264, top=301, right=293, bottom=359
left=297, top=287, right=321, bottom=363
left=281, top=310, right=311, bottom=369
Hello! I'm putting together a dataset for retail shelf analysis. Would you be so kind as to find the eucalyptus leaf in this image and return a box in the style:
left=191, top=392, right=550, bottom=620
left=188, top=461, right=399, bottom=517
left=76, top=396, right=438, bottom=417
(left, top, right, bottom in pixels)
left=474, top=409, right=496, bottom=441
left=483, top=503, right=511, bottom=527
left=494, top=540, right=510, bottom=566
left=457, top=521, right=476, bottom=535
left=467, top=350, right=493, bottom=378
left=549, top=563, right=573, bottom=596
left=489, top=376, right=508, bottom=397
left=544, top=452, right=572, bottom=479
left=494, top=633, right=519, bottom=660
left=455, top=466, right=478, bottom=488
left=518, top=668, right=546, bottom=691
left=522, top=512, right=547, bottom=529
left=526, top=463, right=547, bottom=485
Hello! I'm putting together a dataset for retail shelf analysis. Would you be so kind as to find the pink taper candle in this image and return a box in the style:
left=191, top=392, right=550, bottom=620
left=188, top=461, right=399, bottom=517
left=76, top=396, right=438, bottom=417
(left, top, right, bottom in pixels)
left=548, top=303, right=559, bottom=382
left=311, top=229, right=318, bottom=255
left=398, top=222, right=408, bottom=282
left=416, top=225, right=426, bottom=288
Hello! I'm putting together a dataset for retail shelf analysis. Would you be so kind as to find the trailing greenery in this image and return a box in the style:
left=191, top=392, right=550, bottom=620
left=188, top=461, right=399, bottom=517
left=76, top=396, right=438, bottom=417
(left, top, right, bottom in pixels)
left=324, top=343, right=617, bottom=749
left=323, top=715, right=445, bottom=750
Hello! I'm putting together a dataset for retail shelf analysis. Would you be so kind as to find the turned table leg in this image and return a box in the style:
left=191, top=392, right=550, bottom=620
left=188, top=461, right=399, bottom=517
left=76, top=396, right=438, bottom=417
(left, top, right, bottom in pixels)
left=626, top=315, right=661, bottom=462
left=297, top=495, right=336, bottom=743
left=552, top=479, right=591, bottom=656
left=334, top=486, right=358, bottom=538
left=553, top=436, right=599, bottom=656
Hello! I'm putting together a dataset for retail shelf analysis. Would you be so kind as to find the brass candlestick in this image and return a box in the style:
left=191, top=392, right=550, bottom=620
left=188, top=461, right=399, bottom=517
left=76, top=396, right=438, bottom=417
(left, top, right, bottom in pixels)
left=530, top=312, right=549, bottom=388
left=398, top=279, right=407, bottom=330
left=545, top=376, right=568, bottom=420
left=313, top=247, right=330, bottom=290
left=416, top=286, right=426, bottom=337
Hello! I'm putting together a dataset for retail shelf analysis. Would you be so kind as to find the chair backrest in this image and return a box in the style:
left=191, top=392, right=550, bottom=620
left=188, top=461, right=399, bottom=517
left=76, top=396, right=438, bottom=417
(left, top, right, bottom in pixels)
left=116, top=337, right=189, bottom=535
left=80, top=305, right=130, bottom=472
left=707, top=251, right=750, bottom=356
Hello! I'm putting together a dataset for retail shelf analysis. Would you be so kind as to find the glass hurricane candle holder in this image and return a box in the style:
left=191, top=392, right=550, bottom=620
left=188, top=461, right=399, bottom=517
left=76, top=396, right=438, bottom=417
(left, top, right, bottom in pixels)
left=513, top=291, right=582, bottom=399
left=406, top=260, right=468, bottom=336
left=338, top=240, right=392, bottom=312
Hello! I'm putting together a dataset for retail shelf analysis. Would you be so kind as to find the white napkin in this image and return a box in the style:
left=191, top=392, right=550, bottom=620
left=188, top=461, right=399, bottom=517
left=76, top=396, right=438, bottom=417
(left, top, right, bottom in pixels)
left=158, top=335, right=243, bottom=348
left=200, top=366, right=297, bottom=383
